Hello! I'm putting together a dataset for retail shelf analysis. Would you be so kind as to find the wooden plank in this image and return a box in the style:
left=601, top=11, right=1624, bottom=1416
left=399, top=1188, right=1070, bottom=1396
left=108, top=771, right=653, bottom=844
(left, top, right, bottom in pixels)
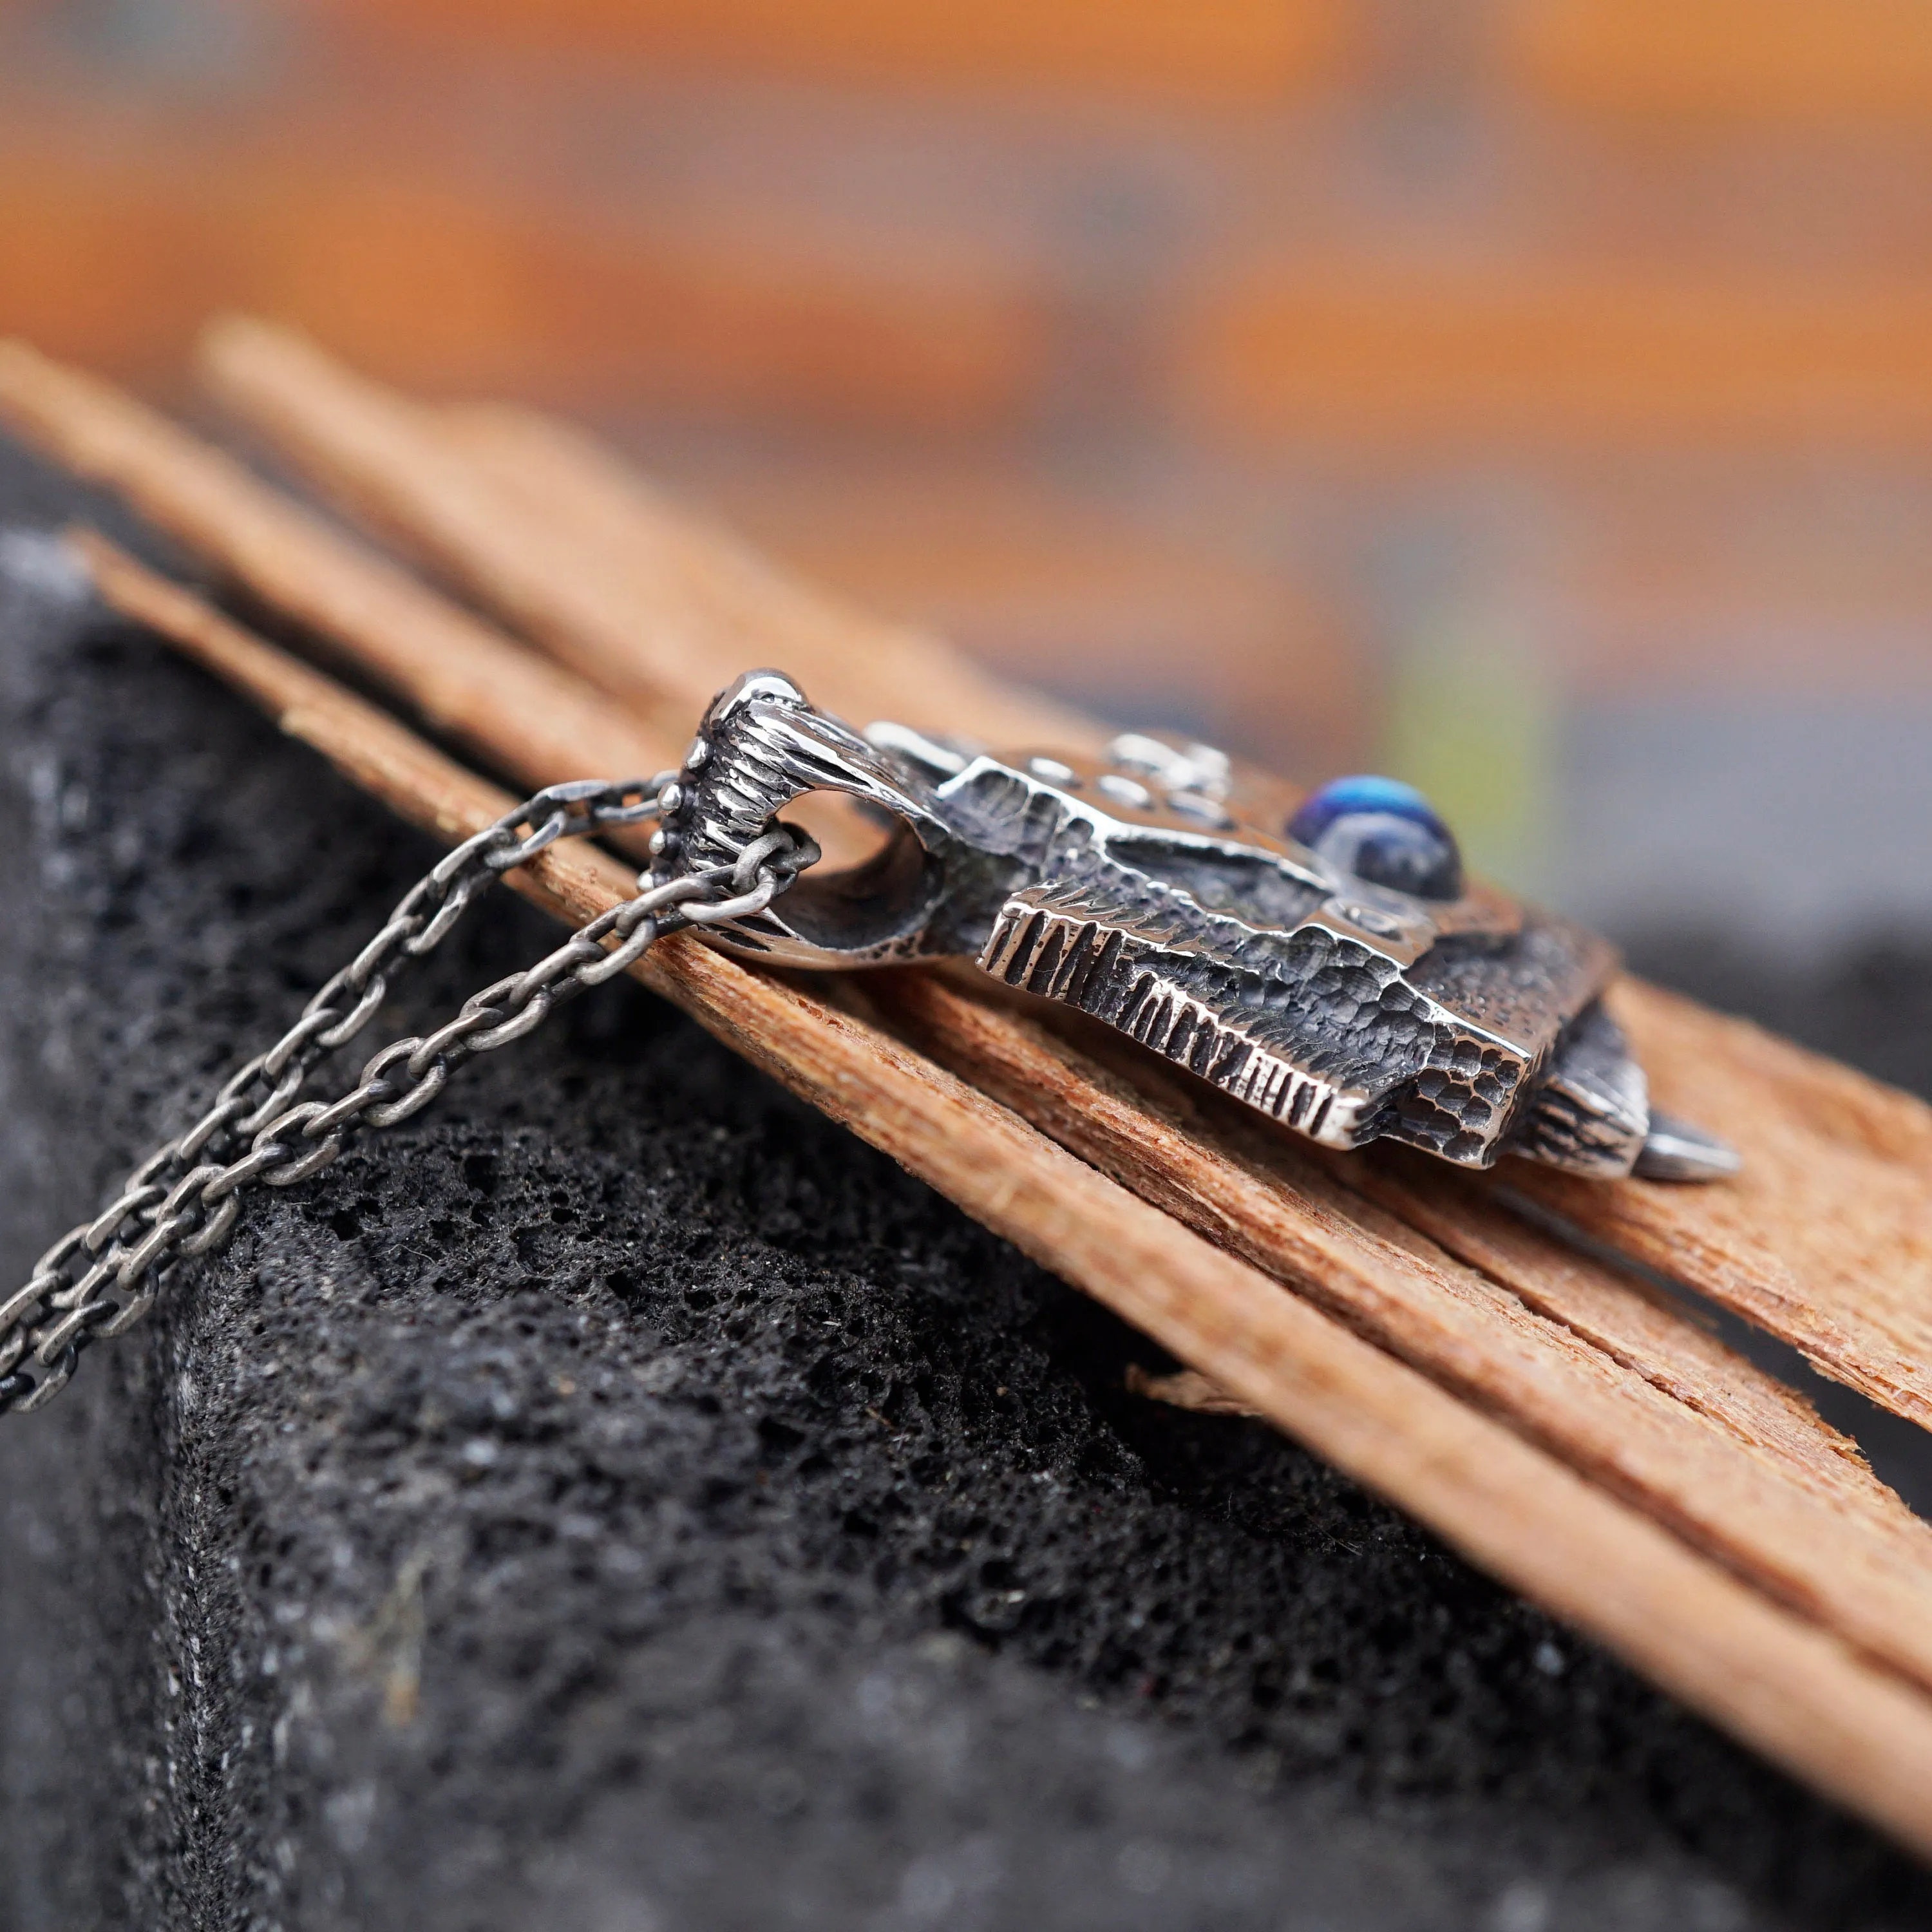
left=70, top=532, right=1932, bottom=1862
left=1522, top=982, right=1932, bottom=1426
left=181, top=320, right=1932, bottom=1434
left=0, top=348, right=672, bottom=784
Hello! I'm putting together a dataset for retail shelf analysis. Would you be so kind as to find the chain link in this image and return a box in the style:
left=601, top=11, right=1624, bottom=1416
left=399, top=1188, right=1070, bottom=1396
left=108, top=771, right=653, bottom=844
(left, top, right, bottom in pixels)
left=0, top=778, right=817, bottom=1419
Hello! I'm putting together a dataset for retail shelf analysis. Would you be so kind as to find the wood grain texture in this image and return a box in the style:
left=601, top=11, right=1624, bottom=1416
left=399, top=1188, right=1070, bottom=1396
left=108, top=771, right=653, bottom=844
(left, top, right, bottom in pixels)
left=870, top=965, right=1932, bottom=1696
left=182, top=321, right=1932, bottom=1439
left=0, top=342, right=661, bottom=789
left=1529, top=983, right=1932, bottom=1427
left=72, top=533, right=1932, bottom=1861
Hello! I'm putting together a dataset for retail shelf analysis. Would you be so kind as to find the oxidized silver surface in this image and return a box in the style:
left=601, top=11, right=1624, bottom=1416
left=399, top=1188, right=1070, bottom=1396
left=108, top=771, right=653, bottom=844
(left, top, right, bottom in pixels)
left=656, top=670, right=1738, bottom=1182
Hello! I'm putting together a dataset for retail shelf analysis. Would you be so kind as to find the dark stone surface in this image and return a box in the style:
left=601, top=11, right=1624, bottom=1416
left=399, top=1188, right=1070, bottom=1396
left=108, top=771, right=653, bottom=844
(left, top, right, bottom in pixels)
left=4, top=432, right=1932, bottom=1930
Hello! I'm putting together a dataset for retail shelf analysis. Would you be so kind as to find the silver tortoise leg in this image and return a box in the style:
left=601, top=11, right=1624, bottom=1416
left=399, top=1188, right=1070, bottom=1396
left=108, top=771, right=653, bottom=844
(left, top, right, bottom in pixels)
left=1633, top=1112, right=1744, bottom=1182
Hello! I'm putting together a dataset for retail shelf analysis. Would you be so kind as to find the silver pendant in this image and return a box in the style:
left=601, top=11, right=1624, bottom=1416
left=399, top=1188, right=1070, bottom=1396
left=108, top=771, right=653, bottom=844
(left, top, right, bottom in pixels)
left=4, top=665, right=1736, bottom=1421
left=655, top=672, right=1737, bottom=1182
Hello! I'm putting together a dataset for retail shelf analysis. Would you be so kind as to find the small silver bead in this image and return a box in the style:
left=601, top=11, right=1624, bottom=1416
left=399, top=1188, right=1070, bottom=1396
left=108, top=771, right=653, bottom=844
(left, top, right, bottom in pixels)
left=649, top=829, right=668, bottom=857
left=686, top=737, right=710, bottom=770
left=658, top=781, right=683, bottom=813
left=1095, top=773, right=1153, bottom=811
left=1166, top=789, right=1231, bottom=828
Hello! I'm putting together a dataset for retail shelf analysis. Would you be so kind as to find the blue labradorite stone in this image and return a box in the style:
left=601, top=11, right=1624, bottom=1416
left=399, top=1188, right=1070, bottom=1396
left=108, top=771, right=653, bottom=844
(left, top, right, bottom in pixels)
left=1287, top=775, right=1464, bottom=901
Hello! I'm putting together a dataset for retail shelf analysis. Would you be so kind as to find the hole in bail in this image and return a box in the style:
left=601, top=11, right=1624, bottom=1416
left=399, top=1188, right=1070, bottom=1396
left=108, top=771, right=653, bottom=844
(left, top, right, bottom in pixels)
left=782, top=790, right=896, bottom=872
left=768, top=790, right=942, bottom=956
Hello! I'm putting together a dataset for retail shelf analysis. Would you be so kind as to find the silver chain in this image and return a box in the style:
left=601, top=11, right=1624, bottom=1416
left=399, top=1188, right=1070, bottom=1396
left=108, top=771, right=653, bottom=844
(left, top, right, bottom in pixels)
left=0, top=776, right=817, bottom=1419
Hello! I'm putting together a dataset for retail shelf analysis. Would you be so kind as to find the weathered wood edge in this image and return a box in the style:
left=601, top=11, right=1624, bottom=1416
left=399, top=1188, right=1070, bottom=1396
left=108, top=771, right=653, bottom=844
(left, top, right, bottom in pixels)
left=869, top=967, right=1932, bottom=1685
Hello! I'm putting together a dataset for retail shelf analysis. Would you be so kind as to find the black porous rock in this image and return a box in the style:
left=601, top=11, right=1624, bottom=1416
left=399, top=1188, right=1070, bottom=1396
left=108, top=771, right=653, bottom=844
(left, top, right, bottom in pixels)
left=3, top=434, right=1931, bottom=1931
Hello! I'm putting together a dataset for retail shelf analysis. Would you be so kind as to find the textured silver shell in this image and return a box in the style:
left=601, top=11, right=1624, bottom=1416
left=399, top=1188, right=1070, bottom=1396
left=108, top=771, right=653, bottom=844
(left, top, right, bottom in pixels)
left=656, top=672, right=1737, bottom=1182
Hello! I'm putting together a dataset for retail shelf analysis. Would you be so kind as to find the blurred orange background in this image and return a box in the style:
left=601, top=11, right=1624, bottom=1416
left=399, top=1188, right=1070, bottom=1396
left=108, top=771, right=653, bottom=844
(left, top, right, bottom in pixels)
left=4, top=0, right=1932, bottom=958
